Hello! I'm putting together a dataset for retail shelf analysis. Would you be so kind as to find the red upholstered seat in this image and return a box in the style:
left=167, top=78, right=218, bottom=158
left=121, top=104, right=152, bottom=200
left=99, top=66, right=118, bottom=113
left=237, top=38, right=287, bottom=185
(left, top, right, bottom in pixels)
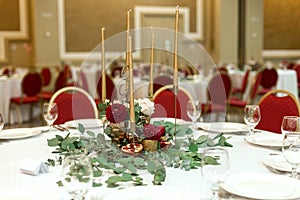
left=9, top=72, right=43, bottom=124
left=49, top=86, right=98, bottom=125
left=153, top=75, right=173, bottom=94
left=293, top=64, right=300, bottom=97
left=256, top=89, right=300, bottom=134
left=201, top=72, right=232, bottom=120
left=152, top=85, right=193, bottom=121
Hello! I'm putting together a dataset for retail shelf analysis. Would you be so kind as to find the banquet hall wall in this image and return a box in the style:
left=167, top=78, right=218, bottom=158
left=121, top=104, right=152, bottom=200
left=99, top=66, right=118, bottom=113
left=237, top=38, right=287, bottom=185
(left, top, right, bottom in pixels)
left=0, top=0, right=299, bottom=69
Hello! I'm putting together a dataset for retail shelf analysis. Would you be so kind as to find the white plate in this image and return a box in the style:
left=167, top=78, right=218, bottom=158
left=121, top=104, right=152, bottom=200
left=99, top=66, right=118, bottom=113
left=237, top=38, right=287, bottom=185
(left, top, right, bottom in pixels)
left=64, top=118, right=103, bottom=129
left=245, top=132, right=284, bottom=148
left=0, top=128, right=42, bottom=139
left=150, top=117, right=188, bottom=125
left=198, top=122, right=248, bottom=133
left=263, top=154, right=299, bottom=173
left=103, top=186, right=200, bottom=200
left=222, top=173, right=300, bottom=200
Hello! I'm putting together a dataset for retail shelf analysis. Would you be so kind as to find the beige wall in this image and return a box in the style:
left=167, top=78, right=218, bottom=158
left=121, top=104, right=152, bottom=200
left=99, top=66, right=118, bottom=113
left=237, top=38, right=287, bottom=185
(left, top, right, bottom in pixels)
left=0, top=0, right=299, bottom=67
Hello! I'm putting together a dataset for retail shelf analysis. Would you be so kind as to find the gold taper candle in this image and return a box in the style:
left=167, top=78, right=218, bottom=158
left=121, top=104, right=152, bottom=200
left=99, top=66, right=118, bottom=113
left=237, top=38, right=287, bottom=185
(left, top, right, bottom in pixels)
left=101, top=27, right=106, bottom=102
left=128, top=36, right=135, bottom=125
left=125, top=9, right=132, bottom=98
left=173, top=6, right=179, bottom=95
left=148, top=28, right=154, bottom=99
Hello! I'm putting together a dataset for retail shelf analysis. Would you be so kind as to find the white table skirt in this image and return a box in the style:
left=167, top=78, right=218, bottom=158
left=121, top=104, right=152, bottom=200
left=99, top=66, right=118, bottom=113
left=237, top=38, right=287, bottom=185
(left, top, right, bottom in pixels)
left=0, top=124, right=279, bottom=200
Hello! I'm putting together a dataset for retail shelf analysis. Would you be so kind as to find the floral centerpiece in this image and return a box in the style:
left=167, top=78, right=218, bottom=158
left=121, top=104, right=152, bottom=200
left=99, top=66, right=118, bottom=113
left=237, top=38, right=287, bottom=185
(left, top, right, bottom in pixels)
left=47, top=97, right=233, bottom=187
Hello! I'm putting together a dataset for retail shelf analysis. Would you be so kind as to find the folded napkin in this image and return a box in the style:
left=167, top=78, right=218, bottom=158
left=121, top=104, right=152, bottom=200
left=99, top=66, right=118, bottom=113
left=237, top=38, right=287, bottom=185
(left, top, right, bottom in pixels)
left=20, top=159, right=49, bottom=176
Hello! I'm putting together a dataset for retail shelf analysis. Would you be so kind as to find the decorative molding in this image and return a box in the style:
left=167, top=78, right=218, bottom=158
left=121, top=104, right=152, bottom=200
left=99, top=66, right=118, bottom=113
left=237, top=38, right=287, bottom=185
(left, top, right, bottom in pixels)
left=0, top=0, right=28, bottom=62
left=57, top=0, right=203, bottom=61
left=262, top=50, right=300, bottom=59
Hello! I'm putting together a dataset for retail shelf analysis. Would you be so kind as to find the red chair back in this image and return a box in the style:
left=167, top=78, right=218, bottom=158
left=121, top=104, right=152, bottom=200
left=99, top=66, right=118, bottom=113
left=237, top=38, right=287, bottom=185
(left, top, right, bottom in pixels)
left=208, top=72, right=232, bottom=105
left=256, top=89, right=300, bottom=134
left=293, top=64, right=300, bottom=83
left=247, top=71, right=262, bottom=103
left=50, top=86, right=98, bottom=125
left=240, top=69, right=250, bottom=94
left=260, top=68, right=278, bottom=89
left=22, top=72, right=43, bottom=96
left=41, top=67, right=51, bottom=86
left=152, top=85, right=193, bottom=121
left=153, top=75, right=173, bottom=94
left=54, top=71, right=67, bottom=91
left=96, top=71, right=116, bottom=101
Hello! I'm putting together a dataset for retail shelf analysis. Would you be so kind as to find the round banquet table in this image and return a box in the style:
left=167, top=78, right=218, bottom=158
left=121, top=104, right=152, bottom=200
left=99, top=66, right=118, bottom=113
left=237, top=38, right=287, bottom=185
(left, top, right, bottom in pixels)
left=0, top=121, right=290, bottom=200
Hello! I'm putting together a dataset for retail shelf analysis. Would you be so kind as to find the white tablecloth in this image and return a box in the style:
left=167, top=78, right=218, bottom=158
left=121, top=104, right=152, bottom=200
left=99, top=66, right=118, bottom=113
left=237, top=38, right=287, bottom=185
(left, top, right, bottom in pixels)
left=0, top=124, right=282, bottom=200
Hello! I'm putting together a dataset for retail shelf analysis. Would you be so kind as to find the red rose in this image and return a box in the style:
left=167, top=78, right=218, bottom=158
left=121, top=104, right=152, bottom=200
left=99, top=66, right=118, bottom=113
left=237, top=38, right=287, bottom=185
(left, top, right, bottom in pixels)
left=105, top=103, right=128, bottom=123
left=143, top=124, right=165, bottom=140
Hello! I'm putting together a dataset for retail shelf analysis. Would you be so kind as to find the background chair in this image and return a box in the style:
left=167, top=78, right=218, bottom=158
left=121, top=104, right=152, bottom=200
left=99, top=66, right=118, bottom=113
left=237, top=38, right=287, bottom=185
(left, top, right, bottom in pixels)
left=153, top=75, right=173, bottom=94
left=229, top=71, right=262, bottom=121
left=256, top=89, right=300, bottom=134
left=96, top=71, right=116, bottom=103
left=49, top=86, right=98, bottom=125
left=9, top=72, right=43, bottom=124
left=152, top=85, right=194, bottom=121
left=231, top=68, right=250, bottom=99
left=293, top=64, right=300, bottom=97
left=201, top=71, right=232, bottom=122
left=40, top=67, right=51, bottom=87
left=258, top=67, right=278, bottom=96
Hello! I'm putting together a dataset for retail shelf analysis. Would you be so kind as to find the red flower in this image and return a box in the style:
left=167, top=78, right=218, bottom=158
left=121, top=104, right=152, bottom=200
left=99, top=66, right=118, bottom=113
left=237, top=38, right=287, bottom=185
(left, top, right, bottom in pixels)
left=105, top=103, right=128, bottom=123
left=143, top=124, right=165, bottom=140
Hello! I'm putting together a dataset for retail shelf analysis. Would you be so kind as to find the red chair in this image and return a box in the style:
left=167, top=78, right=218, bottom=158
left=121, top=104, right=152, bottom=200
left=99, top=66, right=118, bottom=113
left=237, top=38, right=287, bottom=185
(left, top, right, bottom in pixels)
left=152, top=85, right=194, bottom=121
left=153, top=75, right=173, bottom=94
left=256, top=89, right=300, bottom=134
left=9, top=72, right=43, bottom=124
left=229, top=71, right=262, bottom=114
left=40, top=70, right=68, bottom=102
left=49, top=86, right=98, bottom=125
left=74, top=70, right=89, bottom=92
left=40, top=67, right=51, bottom=87
left=96, top=71, right=116, bottom=103
left=258, top=67, right=278, bottom=95
left=231, top=68, right=251, bottom=99
left=201, top=72, right=232, bottom=121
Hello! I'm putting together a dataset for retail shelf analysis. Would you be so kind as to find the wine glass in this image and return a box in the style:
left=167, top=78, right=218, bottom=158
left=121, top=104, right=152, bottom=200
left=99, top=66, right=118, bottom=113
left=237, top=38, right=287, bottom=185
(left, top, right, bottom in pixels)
left=61, top=154, right=93, bottom=200
left=281, top=116, right=300, bottom=179
left=187, top=100, right=201, bottom=129
left=0, top=113, right=5, bottom=132
left=201, top=147, right=230, bottom=200
left=244, top=105, right=261, bottom=135
left=43, top=102, right=58, bottom=131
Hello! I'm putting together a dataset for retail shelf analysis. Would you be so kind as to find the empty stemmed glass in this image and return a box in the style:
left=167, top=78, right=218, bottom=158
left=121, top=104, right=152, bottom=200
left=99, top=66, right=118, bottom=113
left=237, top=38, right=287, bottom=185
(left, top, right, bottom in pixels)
left=187, top=100, right=201, bottom=130
left=0, top=113, right=4, bottom=132
left=281, top=116, right=300, bottom=179
left=43, top=102, right=58, bottom=131
left=201, top=147, right=230, bottom=200
left=61, top=154, right=93, bottom=200
left=244, top=105, right=261, bottom=135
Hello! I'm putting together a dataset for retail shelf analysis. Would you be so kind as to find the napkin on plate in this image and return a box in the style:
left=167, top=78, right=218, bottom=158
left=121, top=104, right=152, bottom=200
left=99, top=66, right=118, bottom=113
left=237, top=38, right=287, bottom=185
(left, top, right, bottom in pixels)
left=20, top=159, right=49, bottom=176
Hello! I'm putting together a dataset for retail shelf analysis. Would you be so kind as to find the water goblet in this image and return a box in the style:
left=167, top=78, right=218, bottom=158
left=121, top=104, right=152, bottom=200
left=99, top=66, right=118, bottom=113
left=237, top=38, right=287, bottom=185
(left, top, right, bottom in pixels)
left=43, top=102, right=58, bottom=131
left=61, top=154, right=93, bottom=200
left=281, top=116, right=300, bottom=179
left=187, top=100, right=201, bottom=129
left=201, top=147, right=230, bottom=200
left=0, top=113, right=5, bottom=131
left=244, top=105, right=261, bottom=135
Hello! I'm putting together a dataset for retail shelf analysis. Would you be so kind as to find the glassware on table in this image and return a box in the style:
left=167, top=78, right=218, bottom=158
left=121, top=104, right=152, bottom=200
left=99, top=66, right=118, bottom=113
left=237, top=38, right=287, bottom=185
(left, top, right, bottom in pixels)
left=43, top=102, right=58, bottom=131
left=187, top=100, right=201, bottom=129
left=0, top=113, right=5, bottom=132
left=201, top=147, right=230, bottom=200
left=281, top=116, right=300, bottom=179
left=244, top=105, right=261, bottom=135
left=61, top=154, right=93, bottom=200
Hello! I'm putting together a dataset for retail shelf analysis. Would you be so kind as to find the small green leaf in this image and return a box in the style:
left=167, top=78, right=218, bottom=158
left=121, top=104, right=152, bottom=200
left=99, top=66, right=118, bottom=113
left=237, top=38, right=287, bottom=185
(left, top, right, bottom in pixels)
left=47, top=138, right=59, bottom=146
left=188, top=143, right=198, bottom=153
left=78, top=123, right=85, bottom=133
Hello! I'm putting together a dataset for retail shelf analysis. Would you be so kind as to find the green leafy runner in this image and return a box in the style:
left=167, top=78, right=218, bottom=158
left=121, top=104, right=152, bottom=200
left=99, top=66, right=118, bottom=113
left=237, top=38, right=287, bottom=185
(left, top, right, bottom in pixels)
left=47, top=121, right=232, bottom=187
